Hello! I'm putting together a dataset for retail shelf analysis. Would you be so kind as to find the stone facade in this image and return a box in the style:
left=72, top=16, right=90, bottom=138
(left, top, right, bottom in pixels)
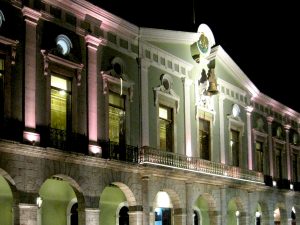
left=0, top=1, right=300, bottom=225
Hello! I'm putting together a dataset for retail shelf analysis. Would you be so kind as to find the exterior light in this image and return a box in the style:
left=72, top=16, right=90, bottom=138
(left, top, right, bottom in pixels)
left=272, top=180, right=277, bottom=187
left=23, top=131, right=40, bottom=145
left=36, top=196, right=43, bottom=208
left=290, top=184, right=294, bottom=190
left=89, top=144, right=101, bottom=154
left=256, top=211, right=261, bottom=218
left=235, top=211, right=240, bottom=217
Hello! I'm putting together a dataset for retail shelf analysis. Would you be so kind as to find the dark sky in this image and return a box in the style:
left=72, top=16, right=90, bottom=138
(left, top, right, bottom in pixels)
left=92, top=1, right=300, bottom=113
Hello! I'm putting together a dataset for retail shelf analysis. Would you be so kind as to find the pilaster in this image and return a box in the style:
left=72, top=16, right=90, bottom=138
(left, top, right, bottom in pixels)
left=128, top=210, right=143, bottom=225
left=246, top=106, right=253, bottom=170
left=182, top=78, right=193, bottom=157
left=19, top=204, right=38, bottom=225
left=218, top=93, right=226, bottom=164
left=284, top=124, right=291, bottom=180
left=22, top=7, right=41, bottom=143
left=142, top=176, right=150, bottom=225
left=174, top=208, right=186, bottom=225
left=267, top=116, right=274, bottom=177
left=85, top=35, right=102, bottom=155
left=185, top=182, right=193, bottom=225
left=85, top=208, right=100, bottom=225
left=140, top=58, right=151, bottom=147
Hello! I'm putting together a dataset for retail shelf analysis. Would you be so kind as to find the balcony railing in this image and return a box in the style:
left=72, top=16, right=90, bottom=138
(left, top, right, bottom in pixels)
left=139, top=146, right=264, bottom=184
left=99, top=140, right=138, bottom=163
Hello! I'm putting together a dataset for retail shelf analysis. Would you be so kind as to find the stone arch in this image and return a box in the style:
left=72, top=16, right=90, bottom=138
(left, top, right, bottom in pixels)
left=160, top=188, right=181, bottom=209
left=0, top=168, right=16, bottom=186
left=39, top=174, right=86, bottom=225
left=194, top=193, right=218, bottom=225
left=274, top=202, right=287, bottom=225
left=112, top=182, right=137, bottom=206
left=227, top=197, right=246, bottom=225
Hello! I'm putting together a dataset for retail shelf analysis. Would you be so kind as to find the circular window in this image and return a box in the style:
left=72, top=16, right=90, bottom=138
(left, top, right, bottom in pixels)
left=0, top=10, right=5, bottom=28
left=232, top=104, right=240, bottom=117
left=56, top=34, right=72, bottom=56
left=113, top=63, right=122, bottom=75
left=111, top=57, right=125, bottom=76
left=160, top=74, right=173, bottom=92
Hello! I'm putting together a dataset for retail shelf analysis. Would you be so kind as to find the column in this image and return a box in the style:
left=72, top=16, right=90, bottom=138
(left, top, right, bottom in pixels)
left=182, top=78, right=193, bottom=157
left=267, top=116, right=274, bottom=177
left=85, top=208, right=100, bottom=225
left=218, top=94, right=226, bottom=164
left=19, top=204, right=38, bottom=225
left=85, top=35, right=102, bottom=155
left=261, top=209, right=274, bottom=225
left=186, top=182, right=193, bottom=225
left=284, top=124, right=291, bottom=181
left=142, top=176, right=151, bottom=225
left=128, top=208, right=143, bottom=225
left=246, top=106, right=254, bottom=170
left=220, top=187, right=227, bottom=225
left=140, top=58, right=150, bottom=147
left=22, top=7, right=41, bottom=144
left=174, top=208, right=186, bottom=225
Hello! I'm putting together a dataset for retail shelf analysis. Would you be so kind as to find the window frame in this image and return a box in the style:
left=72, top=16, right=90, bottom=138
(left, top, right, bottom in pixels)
left=198, top=117, right=211, bottom=160
left=159, top=105, right=174, bottom=152
left=252, top=129, right=268, bottom=173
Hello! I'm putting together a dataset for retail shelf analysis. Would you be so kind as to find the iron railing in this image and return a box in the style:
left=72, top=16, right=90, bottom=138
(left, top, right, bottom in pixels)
left=139, top=146, right=264, bottom=183
left=99, top=140, right=138, bottom=163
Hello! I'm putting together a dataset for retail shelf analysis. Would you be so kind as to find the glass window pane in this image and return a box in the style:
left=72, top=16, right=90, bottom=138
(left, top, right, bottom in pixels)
left=109, top=92, right=125, bottom=108
left=159, top=106, right=173, bottom=152
left=51, top=76, right=68, bottom=90
left=0, top=58, right=4, bottom=72
left=199, top=118, right=210, bottom=160
left=51, top=89, right=67, bottom=130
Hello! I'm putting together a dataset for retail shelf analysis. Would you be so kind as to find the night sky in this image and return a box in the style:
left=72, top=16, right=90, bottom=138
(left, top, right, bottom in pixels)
left=92, top=1, right=300, bottom=113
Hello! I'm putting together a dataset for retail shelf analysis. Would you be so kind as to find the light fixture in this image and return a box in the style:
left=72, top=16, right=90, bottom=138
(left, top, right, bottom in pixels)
left=36, top=196, right=43, bottom=208
left=89, top=144, right=101, bottom=155
left=23, top=131, right=40, bottom=145
left=235, top=210, right=240, bottom=217
left=290, top=184, right=294, bottom=190
left=272, top=180, right=277, bottom=187
left=255, top=211, right=261, bottom=218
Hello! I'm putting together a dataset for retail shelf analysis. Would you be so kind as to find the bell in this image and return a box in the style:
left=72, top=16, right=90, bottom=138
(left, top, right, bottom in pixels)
left=206, top=68, right=219, bottom=96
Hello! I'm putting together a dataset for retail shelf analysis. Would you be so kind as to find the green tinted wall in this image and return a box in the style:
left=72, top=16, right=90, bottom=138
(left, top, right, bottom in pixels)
left=0, top=176, right=13, bottom=225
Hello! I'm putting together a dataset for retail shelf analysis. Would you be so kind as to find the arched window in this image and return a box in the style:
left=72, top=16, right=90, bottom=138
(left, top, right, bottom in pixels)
left=119, top=206, right=129, bottom=225
left=194, top=210, right=200, bottom=225
left=70, top=202, right=78, bottom=225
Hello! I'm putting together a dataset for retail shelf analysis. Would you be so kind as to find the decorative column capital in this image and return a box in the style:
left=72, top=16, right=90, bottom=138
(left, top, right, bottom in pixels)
left=284, top=124, right=291, bottom=131
left=245, top=105, right=253, bottom=115
left=267, top=116, right=274, bottom=124
left=181, top=77, right=193, bottom=87
left=22, top=7, right=41, bottom=25
left=85, top=35, right=103, bottom=51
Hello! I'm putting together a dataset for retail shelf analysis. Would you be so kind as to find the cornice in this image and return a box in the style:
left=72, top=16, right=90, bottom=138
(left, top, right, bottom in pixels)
left=140, top=28, right=199, bottom=44
left=211, top=45, right=260, bottom=97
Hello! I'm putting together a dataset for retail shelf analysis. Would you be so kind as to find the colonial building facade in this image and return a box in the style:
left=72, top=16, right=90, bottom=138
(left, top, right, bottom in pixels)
left=0, top=1, right=299, bottom=225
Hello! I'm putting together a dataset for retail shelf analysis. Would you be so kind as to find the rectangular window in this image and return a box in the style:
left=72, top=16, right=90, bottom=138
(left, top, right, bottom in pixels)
left=230, top=129, right=240, bottom=166
left=199, top=118, right=210, bottom=160
left=109, top=92, right=126, bottom=145
left=292, top=154, right=298, bottom=182
left=50, top=76, right=71, bottom=131
left=159, top=106, right=173, bottom=152
left=275, top=147, right=282, bottom=179
left=255, top=141, right=264, bottom=172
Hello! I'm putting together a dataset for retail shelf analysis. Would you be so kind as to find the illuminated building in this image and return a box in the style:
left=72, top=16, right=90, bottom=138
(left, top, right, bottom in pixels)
left=0, top=1, right=299, bottom=225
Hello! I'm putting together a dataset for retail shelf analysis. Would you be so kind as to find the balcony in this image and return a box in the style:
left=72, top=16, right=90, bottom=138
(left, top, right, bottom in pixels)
left=139, top=146, right=264, bottom=184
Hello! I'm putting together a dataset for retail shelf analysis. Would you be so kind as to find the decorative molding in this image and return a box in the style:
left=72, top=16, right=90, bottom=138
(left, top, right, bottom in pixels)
left=140, top=28, right=199, bottom=44
left=154, top=86, right=180, bottom=113
left=0, top=36, right=19, bottom=65
left=141, top=41, right=193, bottom=78
left=101, top=73, right=134, bottom=102
left=22, top=7, right=41, bottom=24
left=85, top=35, right=105, bottom=50
left=41, top=50, right=84, bottom=86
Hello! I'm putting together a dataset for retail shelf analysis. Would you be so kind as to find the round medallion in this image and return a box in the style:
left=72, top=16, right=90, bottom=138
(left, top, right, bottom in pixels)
left=232, top=104, right=240, bottom=117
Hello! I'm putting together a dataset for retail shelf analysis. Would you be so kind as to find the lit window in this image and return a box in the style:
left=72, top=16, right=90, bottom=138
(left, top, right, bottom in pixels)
left=56, top=34, right=72, bottom=56
left=255, top=142, right=263, bottom=172
left=50, top=75, right=71, bottom=131
left=199, top=118, right=210, bottom=160
left=230, top=129, right=240, bottom=166
left=159, top=106, right=173, bottom=152
left=109, top=92, right=126, bottom=144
